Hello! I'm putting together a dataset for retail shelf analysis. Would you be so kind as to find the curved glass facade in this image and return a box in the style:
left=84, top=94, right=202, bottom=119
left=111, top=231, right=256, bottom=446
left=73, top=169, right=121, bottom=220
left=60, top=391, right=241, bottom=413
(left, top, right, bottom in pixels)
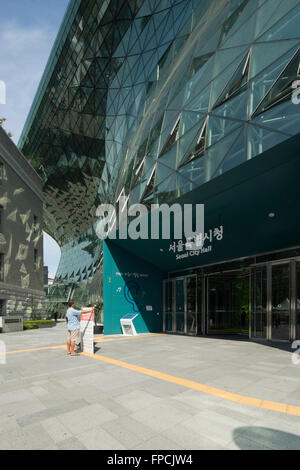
left=19, top=0, right=300, bottom=303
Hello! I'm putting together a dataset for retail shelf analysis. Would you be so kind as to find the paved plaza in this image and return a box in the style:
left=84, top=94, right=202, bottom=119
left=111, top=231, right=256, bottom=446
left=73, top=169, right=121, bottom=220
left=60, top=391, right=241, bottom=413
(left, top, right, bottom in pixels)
left=0, top=323, right=300, bottom=450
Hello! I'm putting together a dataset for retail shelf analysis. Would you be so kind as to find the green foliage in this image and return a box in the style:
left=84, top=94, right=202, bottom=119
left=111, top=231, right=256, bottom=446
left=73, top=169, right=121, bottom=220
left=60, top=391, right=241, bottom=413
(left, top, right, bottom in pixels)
left=23, top=320, right=54, bottom=330
left=86, top=301, right=103, bottom=325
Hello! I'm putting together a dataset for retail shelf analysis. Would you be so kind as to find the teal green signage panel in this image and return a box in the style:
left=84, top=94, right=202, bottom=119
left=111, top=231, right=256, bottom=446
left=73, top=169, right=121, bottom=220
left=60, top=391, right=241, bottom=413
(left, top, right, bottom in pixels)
left=103, top=240, right=165, bottom=335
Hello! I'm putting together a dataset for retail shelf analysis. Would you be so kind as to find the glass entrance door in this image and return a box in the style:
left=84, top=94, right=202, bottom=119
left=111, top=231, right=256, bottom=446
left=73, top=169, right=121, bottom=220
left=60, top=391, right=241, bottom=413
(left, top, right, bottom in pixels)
left=251, top=266, right=267, bottom=338
left=163, top=275, right=197, bottom=334
left=271, top=263, right=290, bottom=341
left=186, top=276, right=197, bottom=334
left=207, top=270, right=250, bottom=335
left=251, top=262, right=291, bottom=341
left=296, top=261, right=300, bottom=339
left=163, top=279, right=174, bottom=333
left=175, top=277, right=185, bottom=333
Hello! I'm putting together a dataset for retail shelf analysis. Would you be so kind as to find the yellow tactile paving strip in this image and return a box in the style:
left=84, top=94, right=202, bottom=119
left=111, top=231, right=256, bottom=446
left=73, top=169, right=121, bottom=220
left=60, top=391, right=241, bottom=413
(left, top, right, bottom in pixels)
left=81, top=351, right=300, bottom=417
left=6, top=345, right=65, bottom=354
left=4, top=334, right=300, bottom=417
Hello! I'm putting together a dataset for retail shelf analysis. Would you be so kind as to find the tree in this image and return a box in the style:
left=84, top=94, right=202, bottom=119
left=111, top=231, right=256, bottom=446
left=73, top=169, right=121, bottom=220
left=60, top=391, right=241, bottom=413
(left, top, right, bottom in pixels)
left=0, top=118, right=12, bottom=138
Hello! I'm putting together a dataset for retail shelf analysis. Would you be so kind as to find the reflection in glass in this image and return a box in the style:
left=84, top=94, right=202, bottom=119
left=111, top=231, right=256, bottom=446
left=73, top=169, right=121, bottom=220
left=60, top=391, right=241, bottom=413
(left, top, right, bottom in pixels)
left=186, top=276, right=197, bottom=334
left=271, top=264, right=290, bottom=341
left=176, top=278, right=185, bottom=333
left=164, top=280, right=173, bottom=332
left=297, top=262, right=300, bottom=339
left=251, top=266, right=267, bottom=338
left=208, top=270, right=249, bottom=334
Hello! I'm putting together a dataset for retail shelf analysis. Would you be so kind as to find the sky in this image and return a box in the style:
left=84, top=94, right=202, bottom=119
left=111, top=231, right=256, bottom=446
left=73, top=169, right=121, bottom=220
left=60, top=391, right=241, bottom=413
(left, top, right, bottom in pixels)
left=0, top=0, right=70, bottom=277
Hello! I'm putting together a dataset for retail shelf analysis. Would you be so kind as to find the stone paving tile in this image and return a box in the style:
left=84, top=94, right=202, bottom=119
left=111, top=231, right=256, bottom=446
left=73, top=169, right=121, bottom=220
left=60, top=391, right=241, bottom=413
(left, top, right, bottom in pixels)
left=57, top=437, right=87, bottom=450
left=103, top=415, right=157, bottom=445
left=37, top=393, right=87, bottom=410
left=29, top=385, right=49, bottom=397
left=101, top=419, right=148, bottom=449
left=92, top=398, right=130, bottom=417
left=180, top=410, right=247, bottom=448
left=108, top=380, right=154, bottom=399
left=135, top=435, right=184, bottom=451
left=16, top=399, right=87, bottom=427
left=114, top=389, right=162, bottom=412
left=76, top=426, right=126, bottom=450
left=1, top=325, right=300, bottom=450
left=138, top=378, right=191, bottom=398
left=0, top=432, right=30, bottom=450
left=21, top=423, right=55, bottom=450
left=172, top=388, right=226, bottom=411
left=131, top=401, right=194, bottom=434
left=162, top=425, right=227, bottom=450
left=0, top=418, right=24, bottom=437
left=58, top=403, right=117, bottom=434
left=41, top=417, right=73, bottom=443
left=210, top=402, right=269, bottom=423
left=0, top=398, right=46, bottom=422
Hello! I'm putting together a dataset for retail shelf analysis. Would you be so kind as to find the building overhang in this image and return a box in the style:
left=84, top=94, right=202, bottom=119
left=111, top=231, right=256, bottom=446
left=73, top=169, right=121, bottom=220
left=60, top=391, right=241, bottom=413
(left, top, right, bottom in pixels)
left=107, top=132, right=300, bottom=272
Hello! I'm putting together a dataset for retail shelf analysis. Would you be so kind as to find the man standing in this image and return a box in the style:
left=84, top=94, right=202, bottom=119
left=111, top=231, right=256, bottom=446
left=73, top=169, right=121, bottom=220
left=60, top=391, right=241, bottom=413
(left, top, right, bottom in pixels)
left=66, top=300, right=81, bottom=356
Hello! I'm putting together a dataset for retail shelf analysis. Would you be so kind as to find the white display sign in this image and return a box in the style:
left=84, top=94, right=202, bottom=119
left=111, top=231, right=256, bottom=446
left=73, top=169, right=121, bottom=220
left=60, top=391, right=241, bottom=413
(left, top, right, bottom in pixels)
left=80, top=307, right=95, bottom=354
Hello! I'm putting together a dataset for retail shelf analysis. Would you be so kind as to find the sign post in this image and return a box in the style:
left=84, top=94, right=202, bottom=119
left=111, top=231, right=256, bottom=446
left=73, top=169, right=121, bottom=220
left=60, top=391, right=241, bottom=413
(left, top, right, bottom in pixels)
left=80, top=307, right=95, bottom=354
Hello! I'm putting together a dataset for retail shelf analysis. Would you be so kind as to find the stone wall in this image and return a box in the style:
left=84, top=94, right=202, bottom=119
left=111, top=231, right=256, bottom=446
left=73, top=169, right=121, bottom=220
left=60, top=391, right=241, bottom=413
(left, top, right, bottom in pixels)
left=0, top=127, right=45, bottom=317
left=0, top=282, right=46, bottom=318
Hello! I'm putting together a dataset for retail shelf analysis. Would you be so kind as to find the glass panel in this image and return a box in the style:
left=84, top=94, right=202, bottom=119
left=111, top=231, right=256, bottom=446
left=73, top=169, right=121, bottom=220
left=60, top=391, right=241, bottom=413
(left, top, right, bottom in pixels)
left=197, top=275, right=202, bottom=335
left=178, top=155, right=205, bottom=188
left=212, top=90, right=248, bottom=121
left=184, top=58, right=215, bottom=105
left=271, top=264, right=290, bottom=341
left=178, top=113, right=205, bottom=139
left=248, top=45, right=299, bottom=116
left=258, top=5, right=300, bottom=42
left=296, top=262, right=300, bottom=339
left=251, top=99, right=299, bottom=136
left=210, top=49, right=249, bottom=108
left=164, top=280, right=173, bottom=332
left=208, top=270, right=249, bottom=335
left=221, top=7, right=256, bottom=49
left=206, top=115, right=241, bottom=148
left=213, top=46, right=248, bottom=79
left=216, top=128, right=246, bottom=175
left=186, top=276, right=197, bottom=334
left=175, top=278, right=185, bottom=333
left=251, top=266, right=267, bottom=338
left=254, top=48, right=300, bottom=117
left=175, top=172, right=197, bottom=198
left=247, top=124, right=288, bottom=161
left=184, top=83, right=211, bottom=113
left=206, top=127, right=243, bottom=181
left=220, top=0, right=256, bottom=48
left=250, top=40, right=300, bottom=80
left=255, top=0, right=300, bottom=39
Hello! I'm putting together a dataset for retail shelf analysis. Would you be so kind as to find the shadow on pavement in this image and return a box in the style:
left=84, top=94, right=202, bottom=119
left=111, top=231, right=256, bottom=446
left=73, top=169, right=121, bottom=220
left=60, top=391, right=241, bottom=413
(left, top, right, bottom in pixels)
left=94, top=344, right=102, bottom=353
left=233, top=426, right=300, bottom=450
left=206, top=334, right=292, bottom=353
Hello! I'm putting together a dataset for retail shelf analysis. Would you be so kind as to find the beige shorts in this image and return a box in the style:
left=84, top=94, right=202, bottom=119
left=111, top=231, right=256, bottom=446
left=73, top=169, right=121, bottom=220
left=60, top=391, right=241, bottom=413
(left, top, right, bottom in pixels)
left=67, top=329, right=80, bottom=343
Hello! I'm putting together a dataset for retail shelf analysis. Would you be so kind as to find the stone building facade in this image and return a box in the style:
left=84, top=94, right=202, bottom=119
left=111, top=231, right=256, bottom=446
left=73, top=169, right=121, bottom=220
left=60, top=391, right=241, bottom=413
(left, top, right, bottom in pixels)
left=0, top=126, right=45, bottom=318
